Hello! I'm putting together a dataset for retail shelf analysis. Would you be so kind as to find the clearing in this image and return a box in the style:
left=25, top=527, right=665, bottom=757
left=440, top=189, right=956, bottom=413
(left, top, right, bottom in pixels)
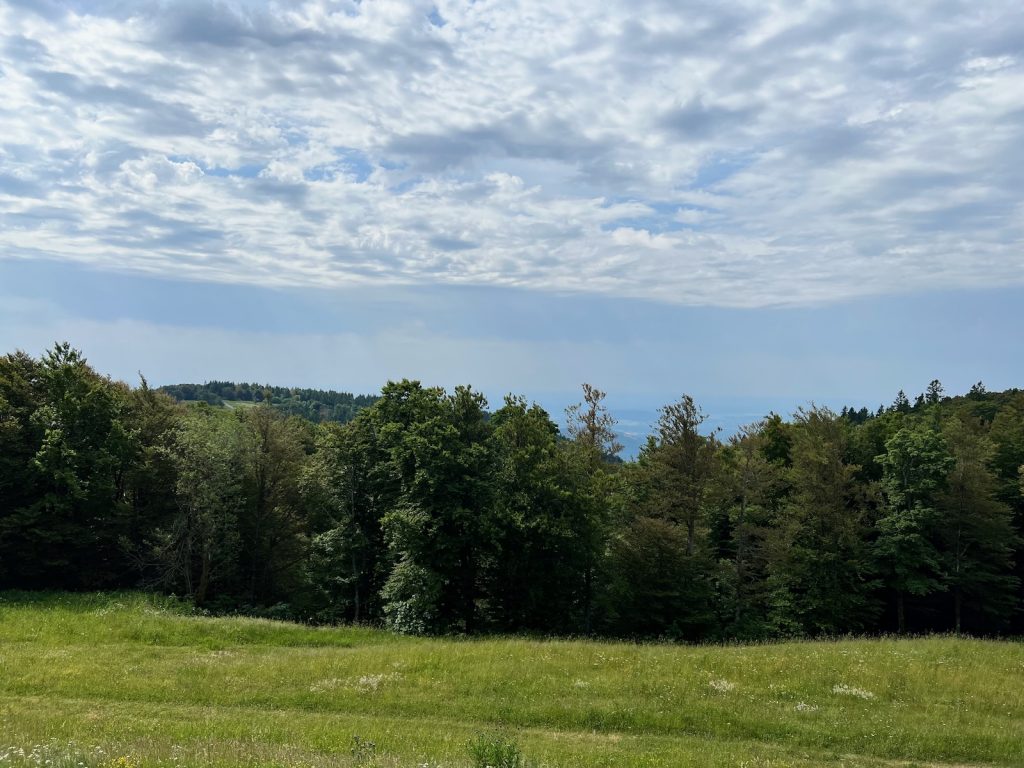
left=0, top=593, right=1021, bottom=767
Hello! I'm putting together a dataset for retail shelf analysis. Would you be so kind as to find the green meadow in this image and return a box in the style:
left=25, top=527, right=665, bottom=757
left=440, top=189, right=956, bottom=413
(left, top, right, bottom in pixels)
left=1, top=593, right=1021, bottom=768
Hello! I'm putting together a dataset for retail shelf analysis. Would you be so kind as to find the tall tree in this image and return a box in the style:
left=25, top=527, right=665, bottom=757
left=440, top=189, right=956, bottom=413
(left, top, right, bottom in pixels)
left=0, top=344, right=135, bottom=588
left=377, top=382, right=494, bottom=633
left=937, top=418, right=1019, bottom=632
left=715, top=421, right=780, bottom=637
left=563, top=383, right=624, bottom=630
left=485, top=396, right=601, bottom=632
left=892, top=390, right=911, bottom=414
left=874, top=424, right=953, bottom=632
left=565, top=383, right=622, bottom=459
left=0, top=350, right=44, bottom=587
left=606, top=514, right=715, bottom=639
left=120, top=378, right=182, bottom=584
left=301, top=417, right=390, bottom=623
left=765, top=407, right=876, bottom=635
left=644, top=395, right=718, bottom=555
left=604, top=396, right=721, bottom=639
left=157, top=407, right=244, bottom=604
left=237, top=405, right=310, bottom=604
left=987, top=395, right=1024, bottom=630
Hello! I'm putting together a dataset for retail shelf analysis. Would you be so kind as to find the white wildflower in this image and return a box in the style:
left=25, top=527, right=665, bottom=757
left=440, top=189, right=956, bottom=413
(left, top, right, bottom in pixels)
left=832, top=683, right=875, bottom=700
left=356, top=673, right=387, bottom=692
left=708, top=678, right=736, bottom=693
left=309, top=677, right=343, bottom=693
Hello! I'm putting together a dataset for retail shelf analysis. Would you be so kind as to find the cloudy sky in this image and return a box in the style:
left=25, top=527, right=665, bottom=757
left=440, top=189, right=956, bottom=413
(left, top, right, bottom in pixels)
left=1, top=0, right=1022, bottom=444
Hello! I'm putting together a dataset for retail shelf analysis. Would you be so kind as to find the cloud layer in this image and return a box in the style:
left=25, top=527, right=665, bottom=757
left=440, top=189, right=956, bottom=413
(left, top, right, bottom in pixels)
left=1, top=0, right=1023, bottom=306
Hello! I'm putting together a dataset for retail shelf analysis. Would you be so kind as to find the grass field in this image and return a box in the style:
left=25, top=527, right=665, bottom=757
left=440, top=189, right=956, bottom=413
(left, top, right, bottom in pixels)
left=0, top=593, right=1021, bottom=768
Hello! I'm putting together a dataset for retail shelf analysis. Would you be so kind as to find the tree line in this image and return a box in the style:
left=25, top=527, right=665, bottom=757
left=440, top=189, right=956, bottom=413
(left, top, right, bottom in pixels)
left=157, top=381, right=377, bottom=424
left=2, top=343, right=1022, bottom=639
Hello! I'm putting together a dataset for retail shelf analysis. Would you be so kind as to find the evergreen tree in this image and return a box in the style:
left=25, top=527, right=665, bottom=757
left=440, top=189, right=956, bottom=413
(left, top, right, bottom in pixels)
left=892, top=390, right=911, bottom=413
left=714, top=421, right=780, bottom=638
left=565, top=383, right=622, bottom=459
left=645, top=395, right=719, bottom=556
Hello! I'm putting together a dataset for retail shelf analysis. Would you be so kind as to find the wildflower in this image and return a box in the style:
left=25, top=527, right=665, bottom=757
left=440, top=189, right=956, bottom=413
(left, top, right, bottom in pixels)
left=832, top=683, right=875, bottom=700
left=357, top=673, right=386, bottom=692
left=309, top=677, right=343, bottom=693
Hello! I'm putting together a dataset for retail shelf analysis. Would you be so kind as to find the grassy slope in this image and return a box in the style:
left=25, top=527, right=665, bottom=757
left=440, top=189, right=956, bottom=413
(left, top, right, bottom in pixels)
left=0, top=593, right=1021, bottom=768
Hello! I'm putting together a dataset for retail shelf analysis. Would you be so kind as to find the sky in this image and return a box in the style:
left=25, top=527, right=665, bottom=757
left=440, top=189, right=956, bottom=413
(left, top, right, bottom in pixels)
left=1, top=0, right=1023, bottom=450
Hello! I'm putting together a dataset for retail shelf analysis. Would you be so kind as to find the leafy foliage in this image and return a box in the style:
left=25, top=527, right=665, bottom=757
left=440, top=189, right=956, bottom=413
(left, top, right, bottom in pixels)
left=3, top=344, right=1024, bottom=637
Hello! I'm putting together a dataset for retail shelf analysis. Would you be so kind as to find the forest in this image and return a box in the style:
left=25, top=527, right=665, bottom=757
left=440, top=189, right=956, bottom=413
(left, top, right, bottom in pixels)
left=1, top=342, right=1022, bottom=640
left=157, top=381, right=378, bottom=424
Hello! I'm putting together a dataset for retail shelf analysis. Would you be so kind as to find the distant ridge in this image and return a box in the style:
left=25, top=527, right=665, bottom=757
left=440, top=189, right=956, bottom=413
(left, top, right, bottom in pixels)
left=158, top=380, right=378, bottom=424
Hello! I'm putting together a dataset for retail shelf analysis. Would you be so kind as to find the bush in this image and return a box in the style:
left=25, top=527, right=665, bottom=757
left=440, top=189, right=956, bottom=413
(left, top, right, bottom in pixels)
left=380, top=559, right=442, bottom=635
left=466, top=733, right=523, bottom=768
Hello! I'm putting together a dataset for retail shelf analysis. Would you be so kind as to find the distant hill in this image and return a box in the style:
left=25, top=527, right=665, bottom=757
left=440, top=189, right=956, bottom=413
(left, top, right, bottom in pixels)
left=158, top=380, right=378, bottom=424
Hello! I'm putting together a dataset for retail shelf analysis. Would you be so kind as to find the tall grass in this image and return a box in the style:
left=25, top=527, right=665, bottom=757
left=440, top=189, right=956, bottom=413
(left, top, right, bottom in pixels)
left=1, top=592, right=1021, bottom=767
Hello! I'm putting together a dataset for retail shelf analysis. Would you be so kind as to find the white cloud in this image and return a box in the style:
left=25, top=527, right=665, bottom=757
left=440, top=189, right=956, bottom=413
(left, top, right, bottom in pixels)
left=1, top=0, right=1023, bottom=307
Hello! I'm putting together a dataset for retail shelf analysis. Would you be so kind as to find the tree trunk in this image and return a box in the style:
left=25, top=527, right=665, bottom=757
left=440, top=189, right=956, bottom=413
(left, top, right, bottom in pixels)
left=197, top=544, right=211, bottom=605
left=250, top=492, right=265, bottom=604
left=953, top=524, right=963, bottom=634
left=351, top=551, right=361, bottom=624
left=735, top=495, right=747, bottom=625
left=350, top=465, right=360, bottom=623
left=954, top=587, right=962, bottom=635
left=182, top=523, right=194, bottom=598
left=896, top=589, right=906, bottom=634
left=583, top=566, right=593, bottom=635
left=461, top=546, right=476, bottom=633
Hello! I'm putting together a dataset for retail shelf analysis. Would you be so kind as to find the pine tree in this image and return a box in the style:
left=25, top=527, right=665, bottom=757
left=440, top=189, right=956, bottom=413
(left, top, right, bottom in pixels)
left=565, top=383, right=622, bottom=459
